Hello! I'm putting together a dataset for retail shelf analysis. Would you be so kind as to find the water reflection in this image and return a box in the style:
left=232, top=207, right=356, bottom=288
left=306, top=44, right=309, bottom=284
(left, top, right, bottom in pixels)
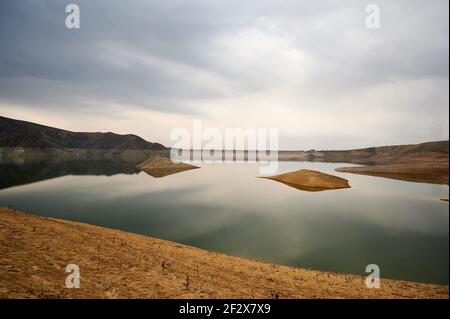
left=0, top=159, right=139, bottom=190
left=0, top=159, right=448, bottom=284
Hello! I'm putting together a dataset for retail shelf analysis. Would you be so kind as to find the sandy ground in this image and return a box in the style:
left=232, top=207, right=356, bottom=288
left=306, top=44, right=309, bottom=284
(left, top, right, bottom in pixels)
left=0, top=208, right=447, bottom=299
left=262, top=169, right=351, bottom=192
left=136, top=155, right=199, bottom=178
left=336, top=152, right=449, bottom=185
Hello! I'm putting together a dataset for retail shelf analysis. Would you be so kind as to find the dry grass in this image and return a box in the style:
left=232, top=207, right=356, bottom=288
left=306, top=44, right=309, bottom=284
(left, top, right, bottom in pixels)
left=0, top=208, right=447, bottom=299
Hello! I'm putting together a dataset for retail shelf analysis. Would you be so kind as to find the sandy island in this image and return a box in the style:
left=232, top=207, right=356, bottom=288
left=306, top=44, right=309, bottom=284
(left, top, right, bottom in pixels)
left=136, top=155, right=199, bottom=178
left=262, top=169, right=351, bottom=192
left=1, top=208, right=447, bottom=299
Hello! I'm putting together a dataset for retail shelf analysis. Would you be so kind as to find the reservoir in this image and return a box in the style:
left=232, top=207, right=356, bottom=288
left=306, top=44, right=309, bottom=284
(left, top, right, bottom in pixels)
left=0, top=160, right=448, bottom=285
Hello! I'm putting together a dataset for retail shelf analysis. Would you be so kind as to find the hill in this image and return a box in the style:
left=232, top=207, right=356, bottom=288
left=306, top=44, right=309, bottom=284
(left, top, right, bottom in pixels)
left=0, top=116, right=165, bottom=150
left=322, top=141, right=449, bottom=165
left=278, top=141, right=449, bottom=165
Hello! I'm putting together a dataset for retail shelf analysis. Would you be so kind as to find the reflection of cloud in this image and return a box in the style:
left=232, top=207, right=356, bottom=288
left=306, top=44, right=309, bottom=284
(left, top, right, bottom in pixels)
left=0, top=161, right=447, bottom=282
left=1, top=160, right=447, bottom=235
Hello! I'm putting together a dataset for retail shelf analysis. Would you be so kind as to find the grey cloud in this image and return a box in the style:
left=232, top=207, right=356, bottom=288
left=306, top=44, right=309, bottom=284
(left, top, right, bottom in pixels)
left=0, top=0, right=448, bottom=148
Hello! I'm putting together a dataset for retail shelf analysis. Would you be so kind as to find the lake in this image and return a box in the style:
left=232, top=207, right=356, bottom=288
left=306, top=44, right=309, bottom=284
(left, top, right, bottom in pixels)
left=0, top=160, right=448, bottom=284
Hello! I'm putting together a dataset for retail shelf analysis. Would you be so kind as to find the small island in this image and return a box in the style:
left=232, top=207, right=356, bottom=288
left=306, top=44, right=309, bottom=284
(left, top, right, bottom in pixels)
left=136, top=155, right=199, bottom=178
left=262, top=169, right=351, bottom=192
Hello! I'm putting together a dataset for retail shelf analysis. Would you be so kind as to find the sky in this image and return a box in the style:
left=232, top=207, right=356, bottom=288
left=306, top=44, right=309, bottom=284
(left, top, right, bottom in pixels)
left=0, top=0, right=448, bottom=150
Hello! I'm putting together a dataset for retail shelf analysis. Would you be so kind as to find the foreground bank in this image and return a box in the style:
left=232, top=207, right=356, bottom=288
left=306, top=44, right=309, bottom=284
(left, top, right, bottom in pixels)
left=0, top=208, right=447, bottom=299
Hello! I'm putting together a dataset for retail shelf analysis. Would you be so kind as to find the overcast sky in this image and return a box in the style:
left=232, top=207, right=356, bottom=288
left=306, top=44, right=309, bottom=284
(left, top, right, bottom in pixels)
left=0, top=0, right=448, bottom=149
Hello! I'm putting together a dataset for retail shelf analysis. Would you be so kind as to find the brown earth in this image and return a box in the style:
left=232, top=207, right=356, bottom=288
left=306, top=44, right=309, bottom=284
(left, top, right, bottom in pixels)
left=278, top=141, right=449, bottom=165
left=336, top=152, right=449, bottom=185
left=262, top=169, right=351, bottom=192
left=1, top=208, right=447, bottom=299
left=136, top=155, right=199, bottom=178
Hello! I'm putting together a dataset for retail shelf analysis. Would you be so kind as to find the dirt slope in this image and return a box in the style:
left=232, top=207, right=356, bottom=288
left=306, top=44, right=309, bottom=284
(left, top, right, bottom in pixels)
left=0, top=208, right=447, bottom=299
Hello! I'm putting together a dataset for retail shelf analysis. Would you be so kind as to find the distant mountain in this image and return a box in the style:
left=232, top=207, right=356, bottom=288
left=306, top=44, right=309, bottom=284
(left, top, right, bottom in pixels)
left=320, top=140, right=449, bottom=165
left=0, top=116, right=166, bottom=150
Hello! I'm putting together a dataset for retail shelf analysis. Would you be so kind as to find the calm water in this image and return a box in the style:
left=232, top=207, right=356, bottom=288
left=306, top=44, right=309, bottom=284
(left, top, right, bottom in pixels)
left=0, top=161, right=448, bottom=284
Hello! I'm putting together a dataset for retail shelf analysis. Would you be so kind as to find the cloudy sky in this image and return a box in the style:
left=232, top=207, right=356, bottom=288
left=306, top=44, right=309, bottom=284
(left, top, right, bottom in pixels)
left=0, top=0, right=448, bottom=149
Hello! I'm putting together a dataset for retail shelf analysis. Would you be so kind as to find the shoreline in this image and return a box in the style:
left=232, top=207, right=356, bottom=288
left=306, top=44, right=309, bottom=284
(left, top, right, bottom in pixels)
left=335, top=151, right=449, bottom=185
left=0, top=208, right=447, bottom=299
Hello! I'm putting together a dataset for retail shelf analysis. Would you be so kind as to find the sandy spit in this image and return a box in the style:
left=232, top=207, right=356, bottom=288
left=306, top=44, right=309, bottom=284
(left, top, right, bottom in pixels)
left=262, top=169, right=351, bottom=192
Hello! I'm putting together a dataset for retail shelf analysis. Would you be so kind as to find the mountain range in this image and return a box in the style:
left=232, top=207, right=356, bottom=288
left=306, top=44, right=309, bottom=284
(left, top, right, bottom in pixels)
left=0, top=116, right=165, bottom=150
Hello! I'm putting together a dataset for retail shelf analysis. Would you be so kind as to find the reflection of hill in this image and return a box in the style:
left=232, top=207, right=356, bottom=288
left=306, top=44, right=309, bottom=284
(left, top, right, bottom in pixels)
left=0, top=159, right=140, bottom=190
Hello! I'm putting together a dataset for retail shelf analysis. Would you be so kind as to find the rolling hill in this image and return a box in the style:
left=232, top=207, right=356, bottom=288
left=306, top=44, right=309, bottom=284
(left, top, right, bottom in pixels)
left=0, top=116, right=165, bottom=150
